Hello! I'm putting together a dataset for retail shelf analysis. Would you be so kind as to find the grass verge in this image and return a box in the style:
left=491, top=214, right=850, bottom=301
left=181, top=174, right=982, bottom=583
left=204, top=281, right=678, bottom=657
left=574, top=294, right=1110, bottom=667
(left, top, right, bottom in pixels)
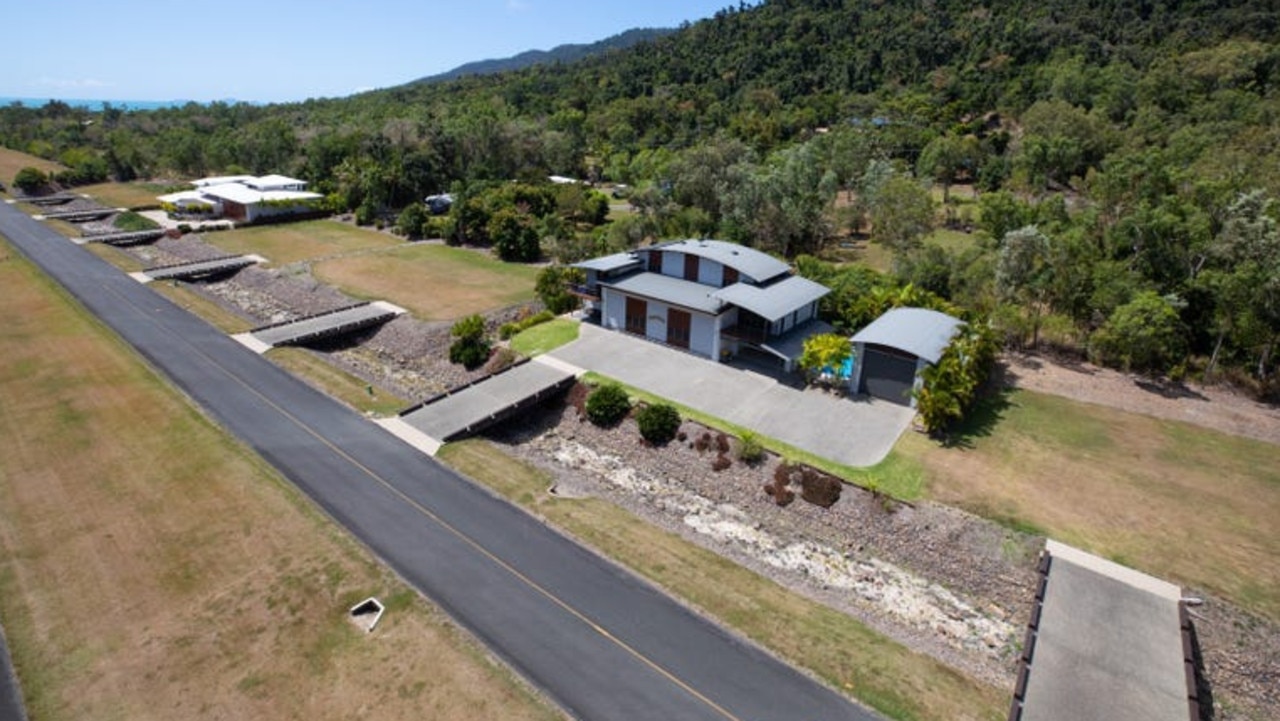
left=439, top=439, right=1005, bottom=721
left=266, top=347, right=410, bottom=416
left=510, top=319, right=579, bottom=356
left=0, top=236, right=562, bottom=721
left=580, top=371, right=926, bottom=500
left=79, top=181, right=170, bottom=209
left=0, top=147, right=63, bottom=186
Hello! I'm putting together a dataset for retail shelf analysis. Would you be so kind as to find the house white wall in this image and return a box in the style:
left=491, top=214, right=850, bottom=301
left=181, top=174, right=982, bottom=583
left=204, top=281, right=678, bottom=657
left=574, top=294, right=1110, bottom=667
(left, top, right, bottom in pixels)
left=601, top=287, right=625, bottom=331
left=689, top=313, right=716, bottom=357
left=698, top=258, right=724, bottom=286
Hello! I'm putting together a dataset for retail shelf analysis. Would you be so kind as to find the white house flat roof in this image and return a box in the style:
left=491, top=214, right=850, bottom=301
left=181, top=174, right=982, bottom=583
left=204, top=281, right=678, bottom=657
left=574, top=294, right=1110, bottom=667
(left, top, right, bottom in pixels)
left=712, top=276, right=830, bottom=322
left=200, top=183, right=320, bottom=205
left=601, top=272, right=724, bottom=315
left=251, top=173, right=307, bottom=188
left=651, top=239, right=791, bottom=283
left=157, top=189, right=209, bottom=204
left=850, top=307, right=963, bottom=365
left=192, top=175, right=255, bottom=188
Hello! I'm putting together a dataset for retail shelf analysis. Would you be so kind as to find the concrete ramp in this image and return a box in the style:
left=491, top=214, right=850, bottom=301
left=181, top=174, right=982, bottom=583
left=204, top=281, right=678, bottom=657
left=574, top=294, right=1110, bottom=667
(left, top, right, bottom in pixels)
left=234, top=301, right=405, bottom=353
left=37, top=208, right=119, bottom=222
left=1011, top=540, right=1197, bottom=721
left=134, top=254, right=263, bottom=282
left=398, top=359, right=576, bottom=446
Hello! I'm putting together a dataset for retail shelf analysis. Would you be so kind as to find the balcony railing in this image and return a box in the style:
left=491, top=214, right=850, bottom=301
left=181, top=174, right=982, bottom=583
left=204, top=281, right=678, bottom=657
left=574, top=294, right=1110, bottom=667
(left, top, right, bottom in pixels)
left=565, top=283, right=601, bottom=301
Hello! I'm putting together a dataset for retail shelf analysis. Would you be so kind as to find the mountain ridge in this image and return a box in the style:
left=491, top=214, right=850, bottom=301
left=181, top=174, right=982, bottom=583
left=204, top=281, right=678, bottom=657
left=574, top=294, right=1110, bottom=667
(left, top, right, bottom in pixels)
left=414, top=27, right=673, bottom=84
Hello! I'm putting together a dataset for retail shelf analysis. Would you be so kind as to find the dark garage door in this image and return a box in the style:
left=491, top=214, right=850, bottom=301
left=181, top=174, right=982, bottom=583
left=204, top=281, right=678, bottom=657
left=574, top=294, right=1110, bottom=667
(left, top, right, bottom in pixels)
left=859, top=346, right=918, bottom=406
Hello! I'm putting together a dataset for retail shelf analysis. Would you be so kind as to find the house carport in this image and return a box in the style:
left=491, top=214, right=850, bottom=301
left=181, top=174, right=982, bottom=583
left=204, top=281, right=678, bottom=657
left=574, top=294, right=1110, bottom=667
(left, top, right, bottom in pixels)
left=849, top=307, right=963, bottom=407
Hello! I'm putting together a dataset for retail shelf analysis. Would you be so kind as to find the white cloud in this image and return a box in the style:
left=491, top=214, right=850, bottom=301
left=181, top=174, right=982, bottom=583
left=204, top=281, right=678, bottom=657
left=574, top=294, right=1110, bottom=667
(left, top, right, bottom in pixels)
left=30, top=77, right=115, bottom=90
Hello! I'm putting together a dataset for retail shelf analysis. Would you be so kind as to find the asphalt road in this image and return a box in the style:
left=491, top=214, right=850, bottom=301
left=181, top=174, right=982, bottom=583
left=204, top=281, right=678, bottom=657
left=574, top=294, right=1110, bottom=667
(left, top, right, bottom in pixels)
left=0, top=201, right=880, bottom=721
left=0, top=622, right=27, bottom=721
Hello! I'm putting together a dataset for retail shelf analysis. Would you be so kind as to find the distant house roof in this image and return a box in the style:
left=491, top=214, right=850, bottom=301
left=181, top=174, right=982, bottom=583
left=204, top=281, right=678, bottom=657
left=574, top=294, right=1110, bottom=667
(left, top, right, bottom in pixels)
left=711, top=276, right=830, bottom=322
left=191, top=175, right=256, bottom=188
left=850, top=307, right=964, bottom=365
left=651, top=239, right=790, bottom=283
left=199, top=183, right=321, bottom=205
left=600, top=272, right=724, bottom=315
left=157, top=189, right=210, bottom=205
left=248, top=174, right=307, bottom=189
left=572, top=252, right=643, bottom=274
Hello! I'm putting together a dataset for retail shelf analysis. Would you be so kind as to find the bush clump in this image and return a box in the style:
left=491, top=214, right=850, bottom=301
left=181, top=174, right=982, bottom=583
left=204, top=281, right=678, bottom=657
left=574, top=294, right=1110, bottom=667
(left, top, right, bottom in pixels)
left=763, top=468, right=795, bottom=506
left=498, top=309, right=556, bottom=339
left=448, top=314, right=491, bottom=370
left=737, top=431, right=765, bottom=464
left=635, top=403, right=680, bottom=445
left=585, top=383, right=630, bottom=427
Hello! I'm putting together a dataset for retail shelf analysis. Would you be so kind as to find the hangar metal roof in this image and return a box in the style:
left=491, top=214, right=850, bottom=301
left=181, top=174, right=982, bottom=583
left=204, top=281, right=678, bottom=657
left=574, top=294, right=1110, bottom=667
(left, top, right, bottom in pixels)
left=850, top=307, right=963, bottom=364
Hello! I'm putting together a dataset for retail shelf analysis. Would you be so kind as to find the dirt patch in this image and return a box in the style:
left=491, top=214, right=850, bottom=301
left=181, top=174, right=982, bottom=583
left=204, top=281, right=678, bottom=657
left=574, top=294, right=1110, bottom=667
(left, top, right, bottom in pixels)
left=1004, top=352, right=1280, bottom=445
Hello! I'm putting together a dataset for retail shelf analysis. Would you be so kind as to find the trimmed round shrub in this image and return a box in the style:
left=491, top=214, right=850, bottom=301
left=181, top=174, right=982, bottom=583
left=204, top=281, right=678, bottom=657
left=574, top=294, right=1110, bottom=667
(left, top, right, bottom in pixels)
left=585, top=383, right=630, bottom=427
left=635, top=403, right=680, bottom=445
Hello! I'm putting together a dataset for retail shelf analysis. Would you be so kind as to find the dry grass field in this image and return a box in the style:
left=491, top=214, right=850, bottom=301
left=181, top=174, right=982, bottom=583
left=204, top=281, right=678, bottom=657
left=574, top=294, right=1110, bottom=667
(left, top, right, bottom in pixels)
left=0, top=238, right=562, bottom=721
left=313, top=243, right=539, bottom=320
left=78, top=181, right=172, bottom=209
left=440, top=440, right=1007, bottom=721
left=899, top=389, right=1280, bottom=620
left=0, top=147, right=63, bottom=188
left=204, top=219, right=401, bottom=265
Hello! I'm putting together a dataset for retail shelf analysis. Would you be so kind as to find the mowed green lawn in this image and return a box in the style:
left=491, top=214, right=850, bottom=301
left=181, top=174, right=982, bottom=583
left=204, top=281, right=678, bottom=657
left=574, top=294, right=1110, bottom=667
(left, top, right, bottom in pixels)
left=204, top=219, right=401, bottom=265
left=313, top=243, right=539, bottom=320
left=898, top=388, right=1280, bottom=620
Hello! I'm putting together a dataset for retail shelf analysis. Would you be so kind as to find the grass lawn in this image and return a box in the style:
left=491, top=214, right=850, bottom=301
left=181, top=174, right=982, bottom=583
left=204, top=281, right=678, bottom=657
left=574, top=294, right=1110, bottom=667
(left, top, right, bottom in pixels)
left=313, top=243, right=539, bottom=320
left=0, top=147, right=63, bottom=187
left=579, top=372, right=926, bottom=500
left=266, top=347, right=411, bottom=417
left=79, top=181, right=170, bottom=209
left=510, top=319, right=579, bottom=356
left=926, top=227, right=979, bottom=253
left=203, top=219, right=401, bottom=266
left=0, top=237, right=561, bottom=721
left=899, top=388, right=1280, bottom=620
left=439, top=439, right=1006, bottom=721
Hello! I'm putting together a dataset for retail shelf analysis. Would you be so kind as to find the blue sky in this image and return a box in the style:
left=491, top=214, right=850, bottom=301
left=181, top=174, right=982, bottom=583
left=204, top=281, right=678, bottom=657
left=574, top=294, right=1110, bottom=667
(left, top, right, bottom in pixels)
left=4, top=1, right=739, bottom=103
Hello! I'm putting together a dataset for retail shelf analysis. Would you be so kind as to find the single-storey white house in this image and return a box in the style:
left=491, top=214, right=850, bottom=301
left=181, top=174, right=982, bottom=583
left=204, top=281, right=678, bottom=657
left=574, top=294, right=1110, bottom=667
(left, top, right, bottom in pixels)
left=571, top=239, right=831, bottom=370
left=158, top=174, right=324, bottom=223
left=849, top=307, right=964, bottom=407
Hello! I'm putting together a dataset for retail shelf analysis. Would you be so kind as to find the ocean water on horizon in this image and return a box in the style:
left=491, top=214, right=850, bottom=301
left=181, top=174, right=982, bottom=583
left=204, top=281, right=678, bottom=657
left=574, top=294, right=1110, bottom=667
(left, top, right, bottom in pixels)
left=0, top=97, right=207, bottom=111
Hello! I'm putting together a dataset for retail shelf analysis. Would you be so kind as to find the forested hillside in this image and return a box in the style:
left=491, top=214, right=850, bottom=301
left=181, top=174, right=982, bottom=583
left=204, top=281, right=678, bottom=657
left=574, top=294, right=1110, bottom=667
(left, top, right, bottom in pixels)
left=3, top=0, right=1279, bottom=394
left=415, top=27, right=673, bottom=84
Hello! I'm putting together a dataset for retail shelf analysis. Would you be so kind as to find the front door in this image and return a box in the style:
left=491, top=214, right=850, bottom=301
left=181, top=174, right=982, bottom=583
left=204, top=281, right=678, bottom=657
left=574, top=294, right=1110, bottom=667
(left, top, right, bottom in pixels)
left=625, top=296, right=647, bottom=335
left=667, top=308, right=691, bottom=349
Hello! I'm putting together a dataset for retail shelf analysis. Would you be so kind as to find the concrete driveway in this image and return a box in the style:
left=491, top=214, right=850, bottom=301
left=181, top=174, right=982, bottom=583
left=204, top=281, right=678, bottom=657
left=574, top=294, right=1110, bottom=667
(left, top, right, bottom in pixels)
left=550, top=325, right=915, bottom=467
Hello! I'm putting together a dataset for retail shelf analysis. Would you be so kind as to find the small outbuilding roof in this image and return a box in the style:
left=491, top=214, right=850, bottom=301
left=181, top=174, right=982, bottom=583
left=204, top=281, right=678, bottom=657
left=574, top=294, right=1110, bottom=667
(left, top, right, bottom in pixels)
left=249, top=174, right=307, bottom=189
left=191, top=175, right=256, bottom=188
left=712, top=276, right=830, bottom=322
left=850, top=307, right=964, bottom=365
left=600, top=272, right=724, bottom=315
left=651, top=239, right=791, bottom=283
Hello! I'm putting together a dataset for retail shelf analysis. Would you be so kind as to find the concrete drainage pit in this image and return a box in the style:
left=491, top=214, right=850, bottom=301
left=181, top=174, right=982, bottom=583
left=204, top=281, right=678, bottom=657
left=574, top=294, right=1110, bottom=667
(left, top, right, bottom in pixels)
left=349, top=597, right=385, bottom=633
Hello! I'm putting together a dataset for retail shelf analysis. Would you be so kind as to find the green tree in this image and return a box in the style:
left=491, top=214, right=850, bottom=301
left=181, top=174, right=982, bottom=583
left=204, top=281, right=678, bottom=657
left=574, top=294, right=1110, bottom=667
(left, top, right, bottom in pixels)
left=1090, top=291, right=1186, bottom=374
left=448, top=314, right=491, bottom=370
left=635, top=403, right=681, bottom=444
left=995, top=225, right=1053, bottom=346
left=585, top=383, right=631, bottom=427
left=489, top=208, right=542, bottom=262
left=868, top=174, right=935, bottom=264
left=13, top=167, right=49, bottom=193
left=534, top=265, right=586, bottom=315
left=396, top=203, right=429, bottom=239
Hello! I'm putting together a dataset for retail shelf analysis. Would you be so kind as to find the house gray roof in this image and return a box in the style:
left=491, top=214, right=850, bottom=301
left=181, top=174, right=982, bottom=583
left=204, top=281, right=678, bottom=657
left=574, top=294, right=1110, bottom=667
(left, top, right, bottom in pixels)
left=850, top=307, right=964, bottom=365
left=572, top=252, right=643, bottom=273
left=711, top=276, right=830, bottom=322
left=600, top=272, right=725, bottom=315
left=652, top=239, right=791, bottom=282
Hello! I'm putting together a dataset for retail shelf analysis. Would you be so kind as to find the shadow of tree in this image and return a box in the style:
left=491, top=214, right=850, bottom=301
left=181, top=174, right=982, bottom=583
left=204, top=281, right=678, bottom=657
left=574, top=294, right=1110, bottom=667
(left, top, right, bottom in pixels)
left=939, top=362, right=1017, bottom=449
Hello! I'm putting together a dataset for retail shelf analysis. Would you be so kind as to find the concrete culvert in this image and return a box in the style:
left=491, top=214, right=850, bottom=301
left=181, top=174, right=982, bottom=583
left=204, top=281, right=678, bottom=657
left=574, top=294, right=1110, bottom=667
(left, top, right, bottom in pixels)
left=349, top=597, right=385, bottom=633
